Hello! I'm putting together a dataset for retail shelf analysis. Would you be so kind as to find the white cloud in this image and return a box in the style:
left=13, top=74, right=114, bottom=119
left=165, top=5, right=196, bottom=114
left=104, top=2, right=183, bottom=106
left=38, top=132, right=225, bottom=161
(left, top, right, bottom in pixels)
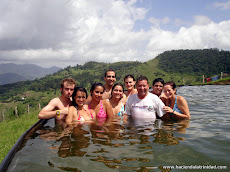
left=193, top=15, right=213, bottom=25
left=0, top=0, right=230, bottom=68
left=146, top=20, right=230, bottom=57
left=213, top=0, right=230, bottom=10
left=148, top=17, right=170, bottom=27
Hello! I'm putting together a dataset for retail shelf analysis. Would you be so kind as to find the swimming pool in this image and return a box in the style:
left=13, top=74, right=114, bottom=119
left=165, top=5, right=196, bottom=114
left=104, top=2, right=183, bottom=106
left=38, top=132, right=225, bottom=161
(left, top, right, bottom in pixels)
left=2, top=85, right=230, bottom=171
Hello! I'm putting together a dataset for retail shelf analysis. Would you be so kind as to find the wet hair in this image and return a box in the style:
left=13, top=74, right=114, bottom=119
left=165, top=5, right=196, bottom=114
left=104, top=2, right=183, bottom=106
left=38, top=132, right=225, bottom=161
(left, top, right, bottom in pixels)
left=165, top=81, right=176, bottom=89
left=136, top=76, right=149, bottom=84
left=90, top=82, right=105, bottom=94
left=112, top=83, right=124, bottom=92
left=104, top=69, right=116, bottom=77
left=72, top=86, right=88, bottom=107
left=124, top=74, right=135, bottom=82
left=153, top=78, right=164, bottom=86
left=61, top=78, right=76, bottom=88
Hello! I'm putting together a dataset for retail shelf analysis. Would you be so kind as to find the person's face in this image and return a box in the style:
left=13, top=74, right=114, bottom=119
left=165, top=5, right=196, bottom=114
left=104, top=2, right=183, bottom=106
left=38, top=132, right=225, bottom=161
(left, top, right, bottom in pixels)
left=60, top=82, right=75, bottom=99
left=136, top=80, right=149, bottom=99
left=163, top=85, right=176, bottom=99
left=112, top=85, right=123, bottom=99
left=91, top=86, right=104, bottom=102
left=152, top=82, right=164, bottom=96
left=74, top=91, right=86, bottom=107
left=124, top=78, right=136, bottom=90
left=104, top=71, right=116, bottom=86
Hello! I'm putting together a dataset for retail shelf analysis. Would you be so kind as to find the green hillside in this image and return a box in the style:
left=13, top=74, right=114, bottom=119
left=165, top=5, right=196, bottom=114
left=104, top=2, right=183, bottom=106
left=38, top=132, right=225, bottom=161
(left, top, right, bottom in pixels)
left=158, top=49, right=230, bottom=75
left=0, top=49, right=229, bottom=121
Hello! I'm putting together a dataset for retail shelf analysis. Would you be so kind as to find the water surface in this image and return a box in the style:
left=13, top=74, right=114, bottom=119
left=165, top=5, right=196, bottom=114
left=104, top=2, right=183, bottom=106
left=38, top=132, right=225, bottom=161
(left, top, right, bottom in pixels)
left=7, top=85, right=230, bottom=171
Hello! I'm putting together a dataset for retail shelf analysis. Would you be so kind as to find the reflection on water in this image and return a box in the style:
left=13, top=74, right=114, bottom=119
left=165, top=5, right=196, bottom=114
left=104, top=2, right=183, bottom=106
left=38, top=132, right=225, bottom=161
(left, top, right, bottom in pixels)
left=41, top=119, right=189, bottom=171
left=7, top=85, right=230, bottom=172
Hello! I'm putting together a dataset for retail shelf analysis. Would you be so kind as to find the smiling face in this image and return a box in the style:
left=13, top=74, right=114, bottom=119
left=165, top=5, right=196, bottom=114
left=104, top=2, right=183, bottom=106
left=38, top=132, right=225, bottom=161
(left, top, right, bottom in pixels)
left=136, top=80, right=149, bottom=99
left=152, top=82, right=164, bottom=97
left=91, top=86, right=104, bottom=102
left=74, top=90, right=87, bottom=107
left=124, top=77, right=136, bottom=91
left=112, top=85, right=124, bottom=100
left=163, top=85, right=176, bottom=99
left=104, top=71, right=116, bottom=86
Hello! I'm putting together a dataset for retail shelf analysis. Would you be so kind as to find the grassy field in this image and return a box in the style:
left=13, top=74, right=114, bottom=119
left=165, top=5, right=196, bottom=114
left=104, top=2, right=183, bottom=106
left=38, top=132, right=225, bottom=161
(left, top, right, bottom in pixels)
left=0, top=111, right=39, bottom=163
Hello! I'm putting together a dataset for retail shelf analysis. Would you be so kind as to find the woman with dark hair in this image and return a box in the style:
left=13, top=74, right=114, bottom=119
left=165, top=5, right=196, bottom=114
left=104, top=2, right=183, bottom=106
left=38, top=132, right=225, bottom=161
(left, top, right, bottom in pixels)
left=88, top=82, right=114, bottom=121
left=123, top=74, right=138, bottom=98
left=109, top=83, right=125, bottom=117
left=66, top=87, right=93, bottom=124
left=162, top=81, right=190, bottom=120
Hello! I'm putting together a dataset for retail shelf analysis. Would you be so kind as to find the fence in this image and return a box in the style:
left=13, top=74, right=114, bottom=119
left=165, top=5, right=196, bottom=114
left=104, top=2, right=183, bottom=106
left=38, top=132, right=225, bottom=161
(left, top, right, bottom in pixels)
left=0, top=103, right=41, bottom=122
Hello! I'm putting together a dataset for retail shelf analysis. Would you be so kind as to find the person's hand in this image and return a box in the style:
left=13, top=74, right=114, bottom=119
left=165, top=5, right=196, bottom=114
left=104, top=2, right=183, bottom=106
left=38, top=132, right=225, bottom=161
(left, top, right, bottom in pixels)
left=163, top=106, right=173, bottom=113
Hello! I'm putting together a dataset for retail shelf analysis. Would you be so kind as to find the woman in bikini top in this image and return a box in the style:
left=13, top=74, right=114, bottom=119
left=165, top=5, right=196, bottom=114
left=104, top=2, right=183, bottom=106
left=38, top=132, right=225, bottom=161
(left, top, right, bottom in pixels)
left=66, top=87, right=93, bottom=125
left=161, top=81, right=190, bottom=120
left=109, top=83, right=125, bottom=117
left=88, top=82, right=114, bottom=122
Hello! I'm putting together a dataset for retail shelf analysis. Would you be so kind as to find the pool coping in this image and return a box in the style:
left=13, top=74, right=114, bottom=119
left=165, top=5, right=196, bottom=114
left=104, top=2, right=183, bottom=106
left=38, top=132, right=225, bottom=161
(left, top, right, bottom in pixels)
left=0, top=119, right=47, bottom=172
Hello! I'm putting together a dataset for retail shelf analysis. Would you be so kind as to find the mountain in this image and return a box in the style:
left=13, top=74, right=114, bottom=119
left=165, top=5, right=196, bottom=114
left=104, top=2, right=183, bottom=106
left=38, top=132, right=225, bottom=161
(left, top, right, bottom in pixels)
left=0, top=49, right=229, bottom=104
left=0, top=63, right=61, bottom=85
left=0, top=73, right=27, bottom=85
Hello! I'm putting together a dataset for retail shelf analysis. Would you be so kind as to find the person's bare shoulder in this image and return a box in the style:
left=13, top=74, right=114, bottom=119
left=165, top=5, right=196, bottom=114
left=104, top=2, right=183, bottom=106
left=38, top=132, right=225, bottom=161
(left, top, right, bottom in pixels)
left=102, top=99, right=110, bottom=105
left=132, top=89, right=138, bottom=95
left=49, top=97, right=61, bottom=105
left=177, top=95, right=186, bottom=103
left=69, top=105, right=76, bottom=111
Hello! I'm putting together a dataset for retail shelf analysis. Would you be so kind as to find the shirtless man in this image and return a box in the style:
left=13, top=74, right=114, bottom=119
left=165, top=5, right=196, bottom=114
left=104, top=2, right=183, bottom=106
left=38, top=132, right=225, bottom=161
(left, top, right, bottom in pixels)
left=38, top=78, right=76, bottom=121
left=102, top=69, right=116, bottom=99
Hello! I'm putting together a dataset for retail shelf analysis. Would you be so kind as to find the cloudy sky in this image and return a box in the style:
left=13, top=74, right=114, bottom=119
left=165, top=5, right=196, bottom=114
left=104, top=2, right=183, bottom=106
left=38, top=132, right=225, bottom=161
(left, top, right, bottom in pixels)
left=0, top=0, right=229, bottom=68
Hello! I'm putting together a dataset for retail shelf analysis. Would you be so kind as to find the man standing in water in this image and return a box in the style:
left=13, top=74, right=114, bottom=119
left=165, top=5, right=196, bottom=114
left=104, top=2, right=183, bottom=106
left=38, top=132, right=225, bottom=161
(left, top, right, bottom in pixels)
left=38, top=78, right=76, bottom=121
left=102, top=69, right=116, bottom=99
left=151, top=78, right=164, bottom=97
left=125, top=76, right=165, bottom=120
left=85, top=69, right=116, bottom=103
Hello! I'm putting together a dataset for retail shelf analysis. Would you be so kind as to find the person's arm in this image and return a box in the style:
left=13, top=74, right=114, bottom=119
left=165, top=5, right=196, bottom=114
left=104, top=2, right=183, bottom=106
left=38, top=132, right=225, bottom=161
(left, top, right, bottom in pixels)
left=156, top=96, right=166, bottom=118
left=104, top=100, right=114, bottom=122
left=123, top=96, right=131, bottom=123
left=65, top=106, right=75, bottom=124
left=176, top=96, right=190, bottom=119
left=38, top=98, right=68, bottom=119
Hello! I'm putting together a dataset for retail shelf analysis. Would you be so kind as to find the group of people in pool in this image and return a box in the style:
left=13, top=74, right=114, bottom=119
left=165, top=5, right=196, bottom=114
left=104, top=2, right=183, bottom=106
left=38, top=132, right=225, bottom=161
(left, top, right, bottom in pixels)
left=38, top=69, right=190, bottom=125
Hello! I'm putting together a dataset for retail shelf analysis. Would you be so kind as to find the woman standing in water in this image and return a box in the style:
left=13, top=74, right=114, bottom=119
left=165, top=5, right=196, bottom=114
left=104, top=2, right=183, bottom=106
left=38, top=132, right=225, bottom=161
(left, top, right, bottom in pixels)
left=88, top=82, right=114, bottom=122
left=162, top=81, right=190, bottom=120
left=66, top=87, right=93, bottom=124
left=124, top=74, right=138, bottom=98
left=109, top=83, right=125, bottom=117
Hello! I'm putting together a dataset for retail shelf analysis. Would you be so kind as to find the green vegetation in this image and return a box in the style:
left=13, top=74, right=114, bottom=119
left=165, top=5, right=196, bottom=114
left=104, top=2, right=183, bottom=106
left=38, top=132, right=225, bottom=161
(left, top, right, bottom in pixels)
left=0, top=112, right=39, bottom=163
left=158, top=49, right=230, bottom=76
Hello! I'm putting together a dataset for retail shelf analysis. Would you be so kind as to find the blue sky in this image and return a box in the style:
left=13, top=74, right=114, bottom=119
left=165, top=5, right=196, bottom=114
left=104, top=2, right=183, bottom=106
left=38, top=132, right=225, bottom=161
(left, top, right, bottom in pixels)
left=0, top=0, right=229, bottom=68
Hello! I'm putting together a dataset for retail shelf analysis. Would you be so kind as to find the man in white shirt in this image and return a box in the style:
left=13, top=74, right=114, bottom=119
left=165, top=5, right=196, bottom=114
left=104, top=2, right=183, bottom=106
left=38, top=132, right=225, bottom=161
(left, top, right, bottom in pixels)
left=125, top=76, right=165, bottom=121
